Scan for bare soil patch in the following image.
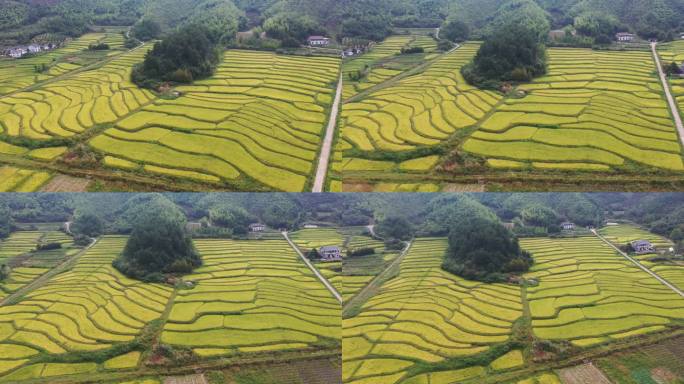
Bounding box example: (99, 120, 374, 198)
(39, 175, 90, 192)
(558, 363, 612, 384)
(164, 374, 207, 384)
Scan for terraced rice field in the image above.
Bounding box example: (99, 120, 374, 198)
(0, 32, 123, 95)
(598, 224, 684, 290)
(464, 49, 684, 172)
(659, 40, 684, 124)
(0, 231, 44, 262)
(342, 36, 414, 99)
(0, 166, 53, 192)
(521, 236, 684, 348)
(0, 46, 153, 140)
(0, 231, 75, 301)
(91, 50, 340, 191)
(0, 236, 172, 380)
(161, 239, 340, 356)
(342, 235, 399, 302)
(340, 43, 500, 183)
(289, 228, 344, 293)
(343, 238, 523, 384)
(598, 224, 673, 249)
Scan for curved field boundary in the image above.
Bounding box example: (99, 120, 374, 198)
(0, 46, 154, 140)
(521, 236, 684, 348)
(463, 48, 684, 172)
(0, 31, 126, 95)
(0, 236, 173, 380)
(161, 239, 341, 356)
(343, 238, 522, 384)
(90, 50, 341, 192)
(592, 229, 684, 298)
(0, 166, 53, 192)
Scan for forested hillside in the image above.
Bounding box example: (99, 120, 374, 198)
(0, 0, 144, 45)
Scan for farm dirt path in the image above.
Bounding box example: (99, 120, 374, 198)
(0, 237, 98, 306)
(652, 42, 684, 147)
(592, 229, 684, 298)
(312, 73, 344, 192)
(282, 231, 342, 303)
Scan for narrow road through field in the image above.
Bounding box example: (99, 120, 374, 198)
(282, 231, 342, 303)
(312, 73, 344, 192)
(0, 236, 98, 306)
(652, 42, 684, 147)
(592, 229, 684, 298)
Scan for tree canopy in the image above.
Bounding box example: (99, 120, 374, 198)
(71, 209, 104, 238)
(0, 202, 10, 240)
(462, 0, 549, 89)
(131, 23, 221, 88)
(441, 18, 470, 42)
(113, 197, 200, 282)
(376, 215, 414, 241)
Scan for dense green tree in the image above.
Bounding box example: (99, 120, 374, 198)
(71, 209, 104, 238)
(209, 205, 255, 234)
(131, 23, 220, 88)
(462, 0, 549, 88)
(441, 17, 470, 42)
(132, 19, 161, 41)
(376, 215, 414, 241)
(0, 202, 11, 240)
(113, 197, 200, 282)
(670, 227, 684, 242)
(263, 13, 322, 47)
(521, 204, 558, 227)
(573, 12, 619, 37)
(443, 216, 532, 282)
(261, 196, 301, 230)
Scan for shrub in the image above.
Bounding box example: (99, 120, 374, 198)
(349, 247, 375, 257)
(37, 242, 62, 251)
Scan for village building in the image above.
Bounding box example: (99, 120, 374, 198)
(248, 223, 266, 232)
(502, 222, 515, 230)
(631, 240, 655, 254)
(319, 246, 342, 262)
(561, 222, 576, 230)
(307, 36, 331, 47)
(616, 32, 636, 42)
(548, 29, 567, 40)
(303, 224, 319, 229)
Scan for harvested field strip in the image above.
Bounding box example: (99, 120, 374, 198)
(0, 47, 153, 140)
(343, 238, 522, 384)
(0, 166, 53, 192)
(0, 31, 123, 95)
(521, 236, 684, 347)
(161, 239, 341, 356)
(91, 50, 340, 191)
(464, 48, 684, 171)
(342, 235, 400, 302)
(0, 236, 173, 379)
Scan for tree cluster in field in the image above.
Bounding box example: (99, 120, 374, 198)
(348, 247, 376, 257)
(425, 195, 534, 282)
(461, 0, 550, 89)
(88, 43, 109, 50)
(131, 24, 221, 89)
(113, 196, 201, 283)
(36, 242, 62, 251)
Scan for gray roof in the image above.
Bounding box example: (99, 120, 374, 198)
(320, 246, 341, 252)
(631, 240, 653, 247)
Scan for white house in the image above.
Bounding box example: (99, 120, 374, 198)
(308, 36, 331, 47)
(304, 224, 319, 229)
(631, 240, 655, 254)
(616, 32, 636, 42)
(248, 223, 266, 232)
(561, 222, 576, 230)
(319, 246, 342, 262)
